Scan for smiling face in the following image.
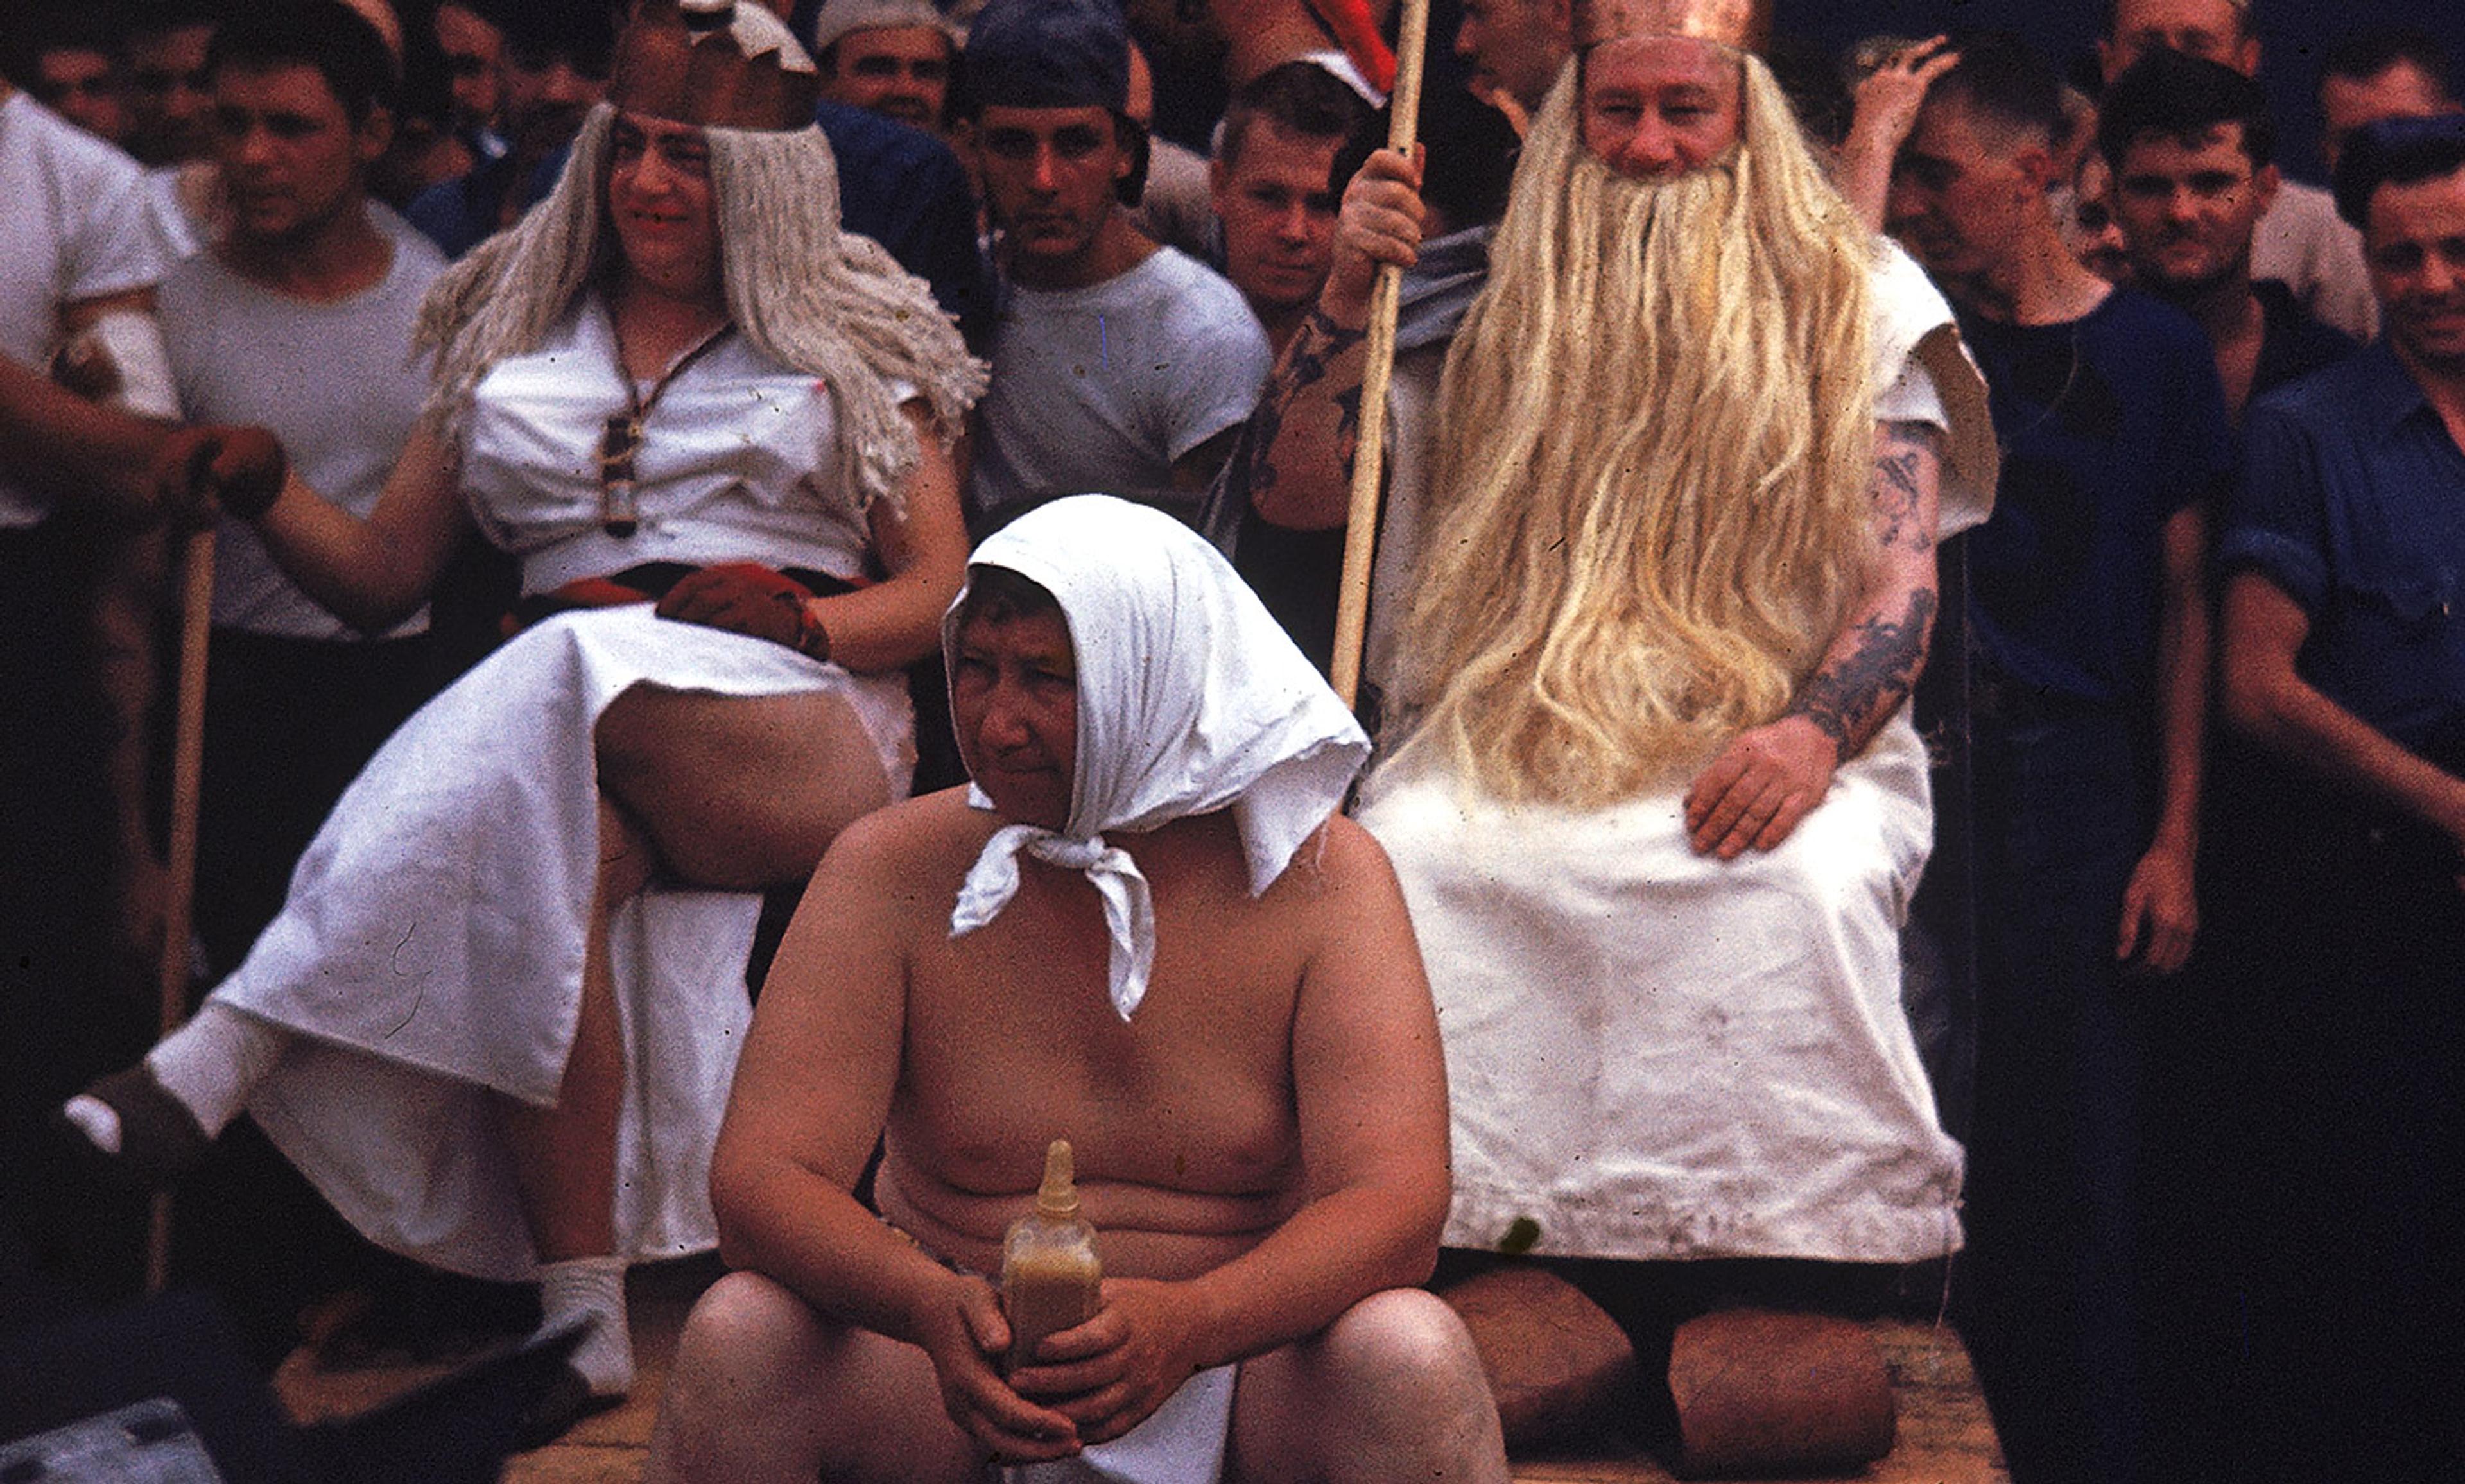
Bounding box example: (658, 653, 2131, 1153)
(605, 110, 720, 302)
(212, 60, 385, 250)
(2111, 123, 2274, 294)
(1577, 34, 1742, 180)
(822, 24, 954, 130)
(2365, 163, 2465, 375)
(951, 604, 1079, 831)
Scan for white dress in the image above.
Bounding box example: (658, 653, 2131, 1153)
(214, 297, 913, 1280)
(1358, 245, 1994, 1266)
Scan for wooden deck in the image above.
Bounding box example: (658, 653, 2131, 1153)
(273, 1262, 2007, 1483)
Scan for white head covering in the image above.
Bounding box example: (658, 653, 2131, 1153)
(946, 496, 1372, 1020)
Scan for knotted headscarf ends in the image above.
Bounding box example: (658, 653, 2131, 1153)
(945, 497, 1371, 1019)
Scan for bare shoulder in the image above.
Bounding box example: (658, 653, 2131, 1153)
(1260, 813, 1410, 914)
(818, 786, 1003, 892)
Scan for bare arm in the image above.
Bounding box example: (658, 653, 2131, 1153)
(1685, 420, 1944, 857)
(1021, 817, 1451, 1443)
(2115, 504, 2208, 972)
(0, 345, 173, 521)
(1834, 38, 1957, 234)
(2222, 571, 2465, 868)
(243, 422, 469, 632)
(791, 402, 969, 674)
(709, 808, 1084, 1463)
(1242, 147, 1423, 531)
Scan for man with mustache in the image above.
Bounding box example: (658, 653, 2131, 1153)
(1242, 0, 1999, 1463)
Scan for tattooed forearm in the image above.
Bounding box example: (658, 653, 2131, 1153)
(1873, 420, 1942, 551)
(1787, 587, 1939, 762)
(1241, 306, 1369, 505)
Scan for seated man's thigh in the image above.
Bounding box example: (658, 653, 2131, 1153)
(657, 1270, 985, 1484)
(596, 686, 894, 888)
(1226, 1288, 1501, 1481)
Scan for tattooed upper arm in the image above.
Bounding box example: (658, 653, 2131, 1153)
(1872, 418, 1944, 553)
(1242, 307, 1369, 526)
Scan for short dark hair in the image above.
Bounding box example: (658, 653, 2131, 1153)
(126, 0, 223, 44)
(1927, 31, 2064, 151)
(953, 565, 1066, 633)
(2333, 112, 2465, 228)
(2098, 49, 2275, 169)
(207, 0, 398, 123)
(2319, 28, 2456, 105)
(1218, 59, 1372, 176)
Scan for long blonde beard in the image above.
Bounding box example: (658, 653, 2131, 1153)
(1388, 57, 1879, 809)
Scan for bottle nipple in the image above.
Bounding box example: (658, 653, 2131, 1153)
(1035, 1138, 1079, 1218)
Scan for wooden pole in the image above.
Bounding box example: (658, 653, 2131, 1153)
(1327, 0, 1432, 709)
(146, 527, 214, 1293)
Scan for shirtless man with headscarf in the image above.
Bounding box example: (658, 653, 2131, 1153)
(645, 496, 1507, 1483)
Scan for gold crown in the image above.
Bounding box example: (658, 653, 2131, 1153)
(610, 0, 822, 132)
(1574, 0, 1770, 53)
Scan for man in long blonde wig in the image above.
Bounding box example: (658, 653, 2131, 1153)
(1254, 0, 2002, 1464)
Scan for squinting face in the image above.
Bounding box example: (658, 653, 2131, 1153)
(1578, 34, 1742, 180)
(2111, 124, 2272, 293)
(950, 607, 1078, 831)
(2101, 0, 2258, 82)
(607, 111, 720, 301)
(2364, 165, 2465, 372)
(822, 26, 953, 130)
(1213, 119, 1343, 316)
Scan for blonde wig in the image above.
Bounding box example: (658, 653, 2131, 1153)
(414, 103, 986, 517)
(1387, 54, 1880, 807)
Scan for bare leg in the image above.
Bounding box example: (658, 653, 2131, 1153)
(595, 686, 894, 890)
(1227, 1288, 1509, 1484)
(644, 1270, 985, 1484)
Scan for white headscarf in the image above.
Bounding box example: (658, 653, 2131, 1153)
(946, 496, 1372, 1019)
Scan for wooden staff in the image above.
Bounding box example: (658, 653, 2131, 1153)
(1328, 0, 1433, 709)
(147, 526, 215, 1293)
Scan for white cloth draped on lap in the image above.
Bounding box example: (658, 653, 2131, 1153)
(1003, 1363, 1237, 1484)
(1358, 712, 1964, 1264)
(946, 496, 1370, 1021)
(217, 606, 911, 1281)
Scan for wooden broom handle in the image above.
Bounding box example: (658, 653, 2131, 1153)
(148, 526, 214, 1293)
(1328, 0, 1432, 709)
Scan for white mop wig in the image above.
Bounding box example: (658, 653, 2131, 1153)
(413, 103, 985, 519)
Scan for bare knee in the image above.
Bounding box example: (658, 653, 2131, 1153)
(646, 1272, 836, 1483)
(1235, 1290, 1507, 1483)
(1317, 1288, 1492, 1398)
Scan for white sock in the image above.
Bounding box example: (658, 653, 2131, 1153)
(145, 1001, 289, 1139)
(538, 1255, 634, 1395)
(60, 1096, 122, 1153)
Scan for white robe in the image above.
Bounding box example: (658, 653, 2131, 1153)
(209, 298, 913, 1281)
(1356, 243, 1993, 1266)
(225, 609, 908, 1281)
